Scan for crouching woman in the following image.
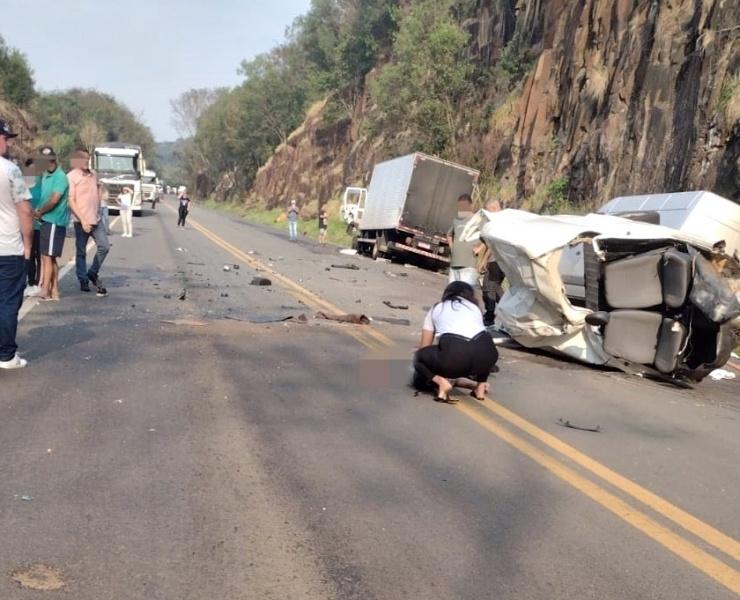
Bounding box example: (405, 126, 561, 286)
(414, 282, 499, 402)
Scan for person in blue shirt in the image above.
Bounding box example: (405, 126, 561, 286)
(33, 146, 69, 301)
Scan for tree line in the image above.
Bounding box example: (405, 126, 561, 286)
(176, 0, 520, 200)
(0, 35, 154, 167)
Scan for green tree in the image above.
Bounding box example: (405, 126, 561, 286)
(370, 0, 472, 155)
(0, 36, 35, 107)
(32, 89, 155, 163)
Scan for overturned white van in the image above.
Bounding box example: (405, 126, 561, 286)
(463, 197, 740, 383)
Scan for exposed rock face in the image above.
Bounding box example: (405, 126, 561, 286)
(0, 99, 37, 156)
(250, 0, 739, 210)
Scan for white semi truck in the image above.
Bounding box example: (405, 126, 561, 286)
(141, 169, 159, 209)
(343, 153, 480, 263)
(92, 142, 146, 216)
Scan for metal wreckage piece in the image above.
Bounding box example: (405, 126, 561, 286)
(461, 204, 740, 383)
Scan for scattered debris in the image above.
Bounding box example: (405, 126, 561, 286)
(330, 263, 360, 270)
(187, 261, 206, 266)
(20, 495, 33, 501)
(384, 271, 408, 279)
(176, 247, 186, 252)
(10, 564, 65, 591)
(708, 368, 736, 381)
(163, 294, 172, 299)
(178, 289, 187, 301)
(223, 265, 231, 271)
(225, 314, 309, 324)
(114, 398, 124, 404)
(372, 316, 411, 326)
(557, 418, 601, 433)
(316, 312, 370, 325)
(383, 300, 409, 310)
(233, 264, 240, 270)
(161, 319, 209, 327)
(220, 292, 229, 297)
(339, 249, 358, 255)
(250, 277, 272, 286)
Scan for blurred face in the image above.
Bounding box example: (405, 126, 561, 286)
(457, 198, 473, 213)
(70, 150, 90, 170)
(0, 135, 10, 158)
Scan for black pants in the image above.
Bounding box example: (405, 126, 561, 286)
(26, 229, 41, 286)
(482, 261, 505, 326)
(414, 332, 499, 390)
(177, 207, 188, 227)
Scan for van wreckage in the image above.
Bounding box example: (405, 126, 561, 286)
(461, 199, 740, 383)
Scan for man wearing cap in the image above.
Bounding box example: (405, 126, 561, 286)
(0, 120, 33, 369)
(67, 148, 109, 296)
(34, 146, 69, 301)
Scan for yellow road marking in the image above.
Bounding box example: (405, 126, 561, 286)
(456, 402, 740, 595)
(478, 397, 740, 563)
(166, 202, 393, 350)
(175, 199, 740, 592)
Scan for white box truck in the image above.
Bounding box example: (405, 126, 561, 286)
(344, 153, 480, 263)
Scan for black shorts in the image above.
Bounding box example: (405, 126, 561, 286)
(40, 221, 66, 258)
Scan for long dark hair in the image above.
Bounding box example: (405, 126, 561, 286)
(438, 281, 478, 308)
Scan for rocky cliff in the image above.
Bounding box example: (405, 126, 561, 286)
(250, 0, 739, 211)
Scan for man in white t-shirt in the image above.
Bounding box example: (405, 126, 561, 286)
(0, 120, 33, 369)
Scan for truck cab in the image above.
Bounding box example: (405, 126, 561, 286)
(92, 143, 145, 216)
(142, 169, 159, 209)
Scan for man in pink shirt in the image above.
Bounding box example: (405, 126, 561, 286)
(67, 148, 109, 296)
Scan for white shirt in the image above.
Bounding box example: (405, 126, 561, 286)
(119, 192, 132, 209)
(0, 156, 31, 256)
(423, 298, 485, 339)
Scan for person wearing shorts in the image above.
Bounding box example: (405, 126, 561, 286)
(318, 208, 328, 246)
(34, 146, 69, 301)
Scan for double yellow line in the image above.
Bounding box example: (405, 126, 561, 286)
(175, 204, 740, 594)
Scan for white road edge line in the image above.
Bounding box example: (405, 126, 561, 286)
(19, 216, 121, 321)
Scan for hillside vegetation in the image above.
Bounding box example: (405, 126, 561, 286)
(182, 0, 739, 215)
(0, 35, 154, 166)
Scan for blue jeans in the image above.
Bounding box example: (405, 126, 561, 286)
(75, 222, 110, 284)
(288, 220, 298, 240)
(0, 255, 26, 361)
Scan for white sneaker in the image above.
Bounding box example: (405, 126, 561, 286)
(0, 354, 27, 369)
(24, 285, 41, 297)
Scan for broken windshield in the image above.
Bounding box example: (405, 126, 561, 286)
(95, 153, 137, 174)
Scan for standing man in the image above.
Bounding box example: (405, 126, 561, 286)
(35, 147, 69, 301)
(447, 193, 479, 288)
(287, 200, 299, 241)
(477, 200, 506, 326)
(67, 148, 109, 296)
(0, 120, 33, 369)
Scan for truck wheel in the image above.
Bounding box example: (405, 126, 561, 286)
(372, 232, 387, 260)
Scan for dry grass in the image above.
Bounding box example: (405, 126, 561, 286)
(585, 64, 609, 106)
(723, 74, 740, 126)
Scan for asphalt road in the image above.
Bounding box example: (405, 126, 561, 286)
(2, 197, 739, 599)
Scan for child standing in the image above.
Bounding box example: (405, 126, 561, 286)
(118, 187, 133, 237)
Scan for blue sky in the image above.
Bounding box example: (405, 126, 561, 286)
(2, 0, 312, 141)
